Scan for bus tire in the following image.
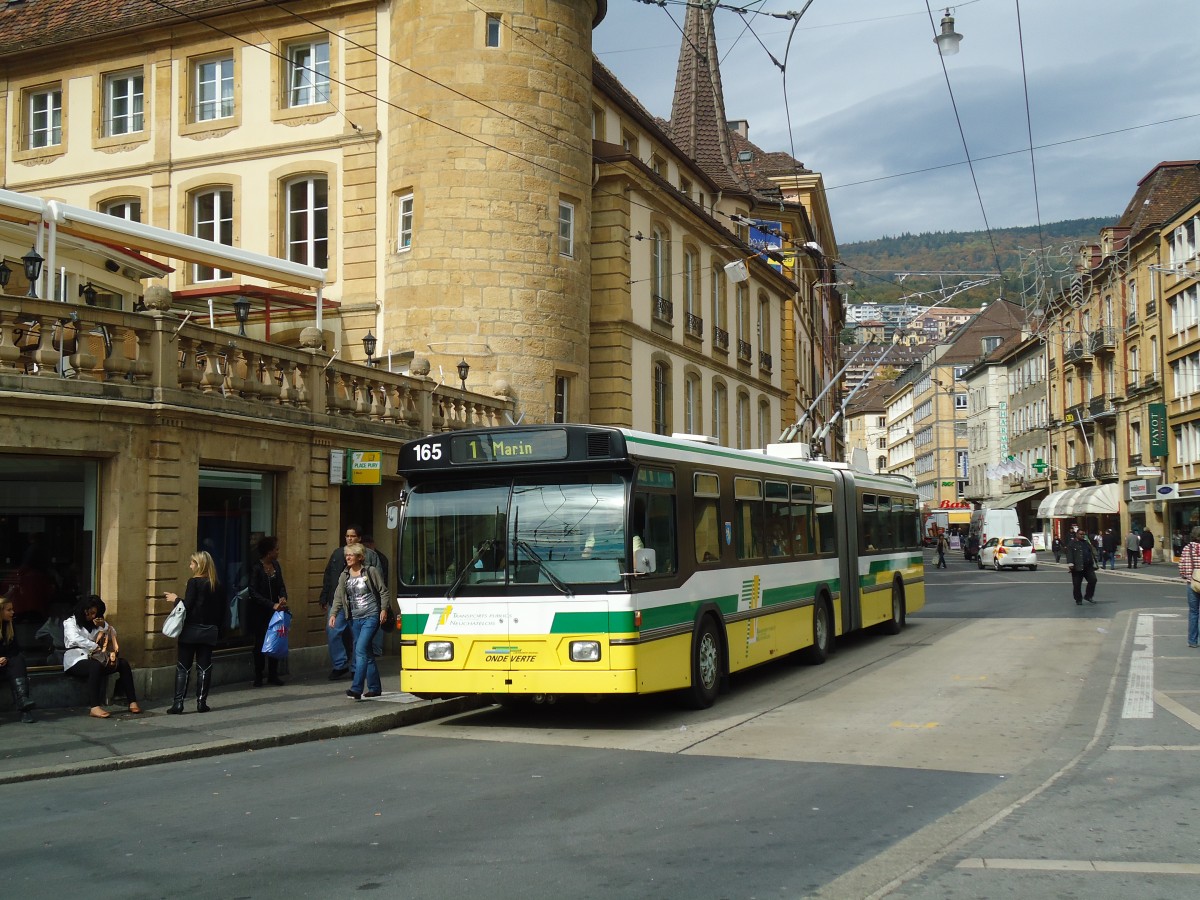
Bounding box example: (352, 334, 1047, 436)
(800, 599, 831, 665)
(685, 616, 722, 709)
(882, 580, 905, 635)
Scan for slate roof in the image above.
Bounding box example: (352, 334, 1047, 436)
(936, 299, 1028, 366)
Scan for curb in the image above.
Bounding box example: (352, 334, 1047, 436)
(0, 694, 484, 786)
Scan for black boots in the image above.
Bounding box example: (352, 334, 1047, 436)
(196, 664, 212, 713)
(168, 663, 189, 714)
(9, 676, 35, 724)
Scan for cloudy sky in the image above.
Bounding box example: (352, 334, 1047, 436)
(593, 0, 1200, 244)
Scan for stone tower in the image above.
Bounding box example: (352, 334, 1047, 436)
(386, 1, 604, 423)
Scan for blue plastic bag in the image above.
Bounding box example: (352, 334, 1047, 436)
(262, 609, 291, 659)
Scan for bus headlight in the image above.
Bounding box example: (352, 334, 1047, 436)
(569, 640, 601, 662)
(425, 641, 454, 661)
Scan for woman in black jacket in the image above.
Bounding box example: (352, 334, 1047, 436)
(164, 550, 225, 714)
(246, 535, 288, 687)
(0, 595, 36, 724)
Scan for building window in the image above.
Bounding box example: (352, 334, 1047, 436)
(712, 382, 727, 444)
(954, 393, 968, 410)
(758, 293, 771, 354)
(685, 373, 701, 433)
(651, 225, 670, 301)
(736, 283, 749, 345)
(621, 129, 638, 156)
(287, 40, 330, 107)
(101, 199, 142, 223)
(736, 393, 751, 449)
(558, 200, 575, 258)
(591, 105, 605, 140)
(192, 188, 234, 281)
(193, 57, 234, 122)
(651, 155, 666, 178)
(397, 193, 414, 251)
(553, 375, 569, 423)
(758, 399, 771, 449)
(104, 71, 144, 136)
(285, 176, 328, 268)
(653, 362, 670, 435)
(486, 14, 502, 47)
(682, 248, 698, 318)
(198, 468, 275, 638)
(27, 87, 62, 148)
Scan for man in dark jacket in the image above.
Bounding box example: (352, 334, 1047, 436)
(1066, 524, 1097, 605)
(1101, 528, 1119, 570)
(1140, 528, 1155, 565)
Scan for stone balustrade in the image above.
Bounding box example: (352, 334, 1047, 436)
(0, 296, 513, 435)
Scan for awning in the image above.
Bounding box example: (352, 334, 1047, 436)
(988, 488, 1044, 510)
(1036, 484, 1120, 518)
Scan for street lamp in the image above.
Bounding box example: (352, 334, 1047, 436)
(232, 296, 251, 336)
(934, 9, 963, 56)
(0, 260, 11, 291)
(22, 246, 44, 299)
(456, 358, 470, 391)
(79, 282, 98, 306)
(362, 330, 377, 366)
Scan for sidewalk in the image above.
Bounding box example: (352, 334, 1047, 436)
(0, 656, 479, 785)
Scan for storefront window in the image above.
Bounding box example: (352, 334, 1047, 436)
(198, 469, 275, 638)
(0, 456, 99, 665)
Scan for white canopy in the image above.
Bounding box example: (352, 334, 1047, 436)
(1036, 484, 1120, 518)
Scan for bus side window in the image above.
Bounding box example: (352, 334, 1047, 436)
(693, 472, 721, 564)
(765, 480, 790, 558)
(815, 487, 837, 555)
(877, 496, 893, 551)
(861, 494, 877, 552)
(791, 483, 813, 555)
(734, 477, 763, 560)
(640, 492, 677, 574)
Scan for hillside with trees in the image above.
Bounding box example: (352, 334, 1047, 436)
(836, 217, 1115, 309)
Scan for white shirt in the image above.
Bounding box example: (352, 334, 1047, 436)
(62, 616, 101, 671)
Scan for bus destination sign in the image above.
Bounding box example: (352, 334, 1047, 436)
(450, 429, 569, 464)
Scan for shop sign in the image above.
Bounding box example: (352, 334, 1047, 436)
(1148, 403, 1168, 457)
(1136, 467, 1162, 477)
(329, 449, 345, 485)
(346, 449, 383, 486)
(1128, 478, 1150, 499)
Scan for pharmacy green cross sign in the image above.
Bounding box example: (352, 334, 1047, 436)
(1032, 458, 1048, 474)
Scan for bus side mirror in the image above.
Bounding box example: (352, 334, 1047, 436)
(634, 548, 656, 574)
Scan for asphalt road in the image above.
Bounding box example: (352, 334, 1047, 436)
(6, 552, 1197, 900)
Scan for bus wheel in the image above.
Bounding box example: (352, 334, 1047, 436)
(685, 617, 722, 709)
(800, 599, 831, 665)
(883, 581, 905, 635)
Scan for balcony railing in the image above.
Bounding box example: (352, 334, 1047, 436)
(1093, 457, 1118, 480)
(1146, 299, 1157, 318)
(652, 295, 673, 324)
(1088, 394, 1116, 418)
(0, 296, 511, 434)
(1126, 369, 1140, 393)
(1128, 453, 1142, 468)
(1089, 326, 1118, 353)
(1126, 311, 1138, 328)
(737, 339, 752, 362)
(713, 326, 729, 351)
(1064, 339, 1092, 364)
(1067, 463, 1093, 482)
(684, 312, 704, 339)
(758, 350, 772, 372)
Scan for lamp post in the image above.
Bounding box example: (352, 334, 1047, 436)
(456, 358, 470, 391)
(22, 246, 44, 299)
(0, 260, 11, 292)
(362, 330, 377, 366)
(79, 282, 98, 306)
(232, 296, 251, 336)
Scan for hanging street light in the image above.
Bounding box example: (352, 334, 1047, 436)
(935, 9, 963, 56)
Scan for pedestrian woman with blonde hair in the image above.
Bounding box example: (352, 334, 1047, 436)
(164, 550, 225, 713)
(329, 542, 391, 700)
(0, 594, 36, 723)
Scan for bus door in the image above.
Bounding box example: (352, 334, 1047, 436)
(835, 472, 863, 632)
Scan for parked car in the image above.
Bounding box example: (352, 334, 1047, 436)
(978, 536, 1038, 571)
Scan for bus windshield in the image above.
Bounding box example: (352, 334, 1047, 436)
(400, 473, 629, 589)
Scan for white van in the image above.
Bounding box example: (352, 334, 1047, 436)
(965, 507, 1020, 560)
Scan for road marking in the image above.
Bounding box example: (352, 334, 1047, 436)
(1154, 690, 1200, 731)
(957, 858, 1200, 875)
(1110, 745, 1200, 751)
(1121, 614, 1158, 718)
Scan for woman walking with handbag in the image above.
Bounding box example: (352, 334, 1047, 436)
(329, 542, 391, 700)
(164, 551, 225, 713)
(1177, 527, 1200, 649)
(247, 536, 288, 687)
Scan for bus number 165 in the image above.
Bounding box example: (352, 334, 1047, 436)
(415, 443, 442, 461)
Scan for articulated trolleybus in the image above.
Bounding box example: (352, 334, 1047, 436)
(395, 425, 924, 709)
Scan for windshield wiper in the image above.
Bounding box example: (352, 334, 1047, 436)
(513, 539, 574, 598)
(445, 539, 495, 599)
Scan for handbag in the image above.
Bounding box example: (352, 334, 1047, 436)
(380, 604, 396, 633)
(1188, 544, 1200, 592)
(261, 609, 292, 659)
(180, 622, 219, 645)
(162, 599, 187, 639)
